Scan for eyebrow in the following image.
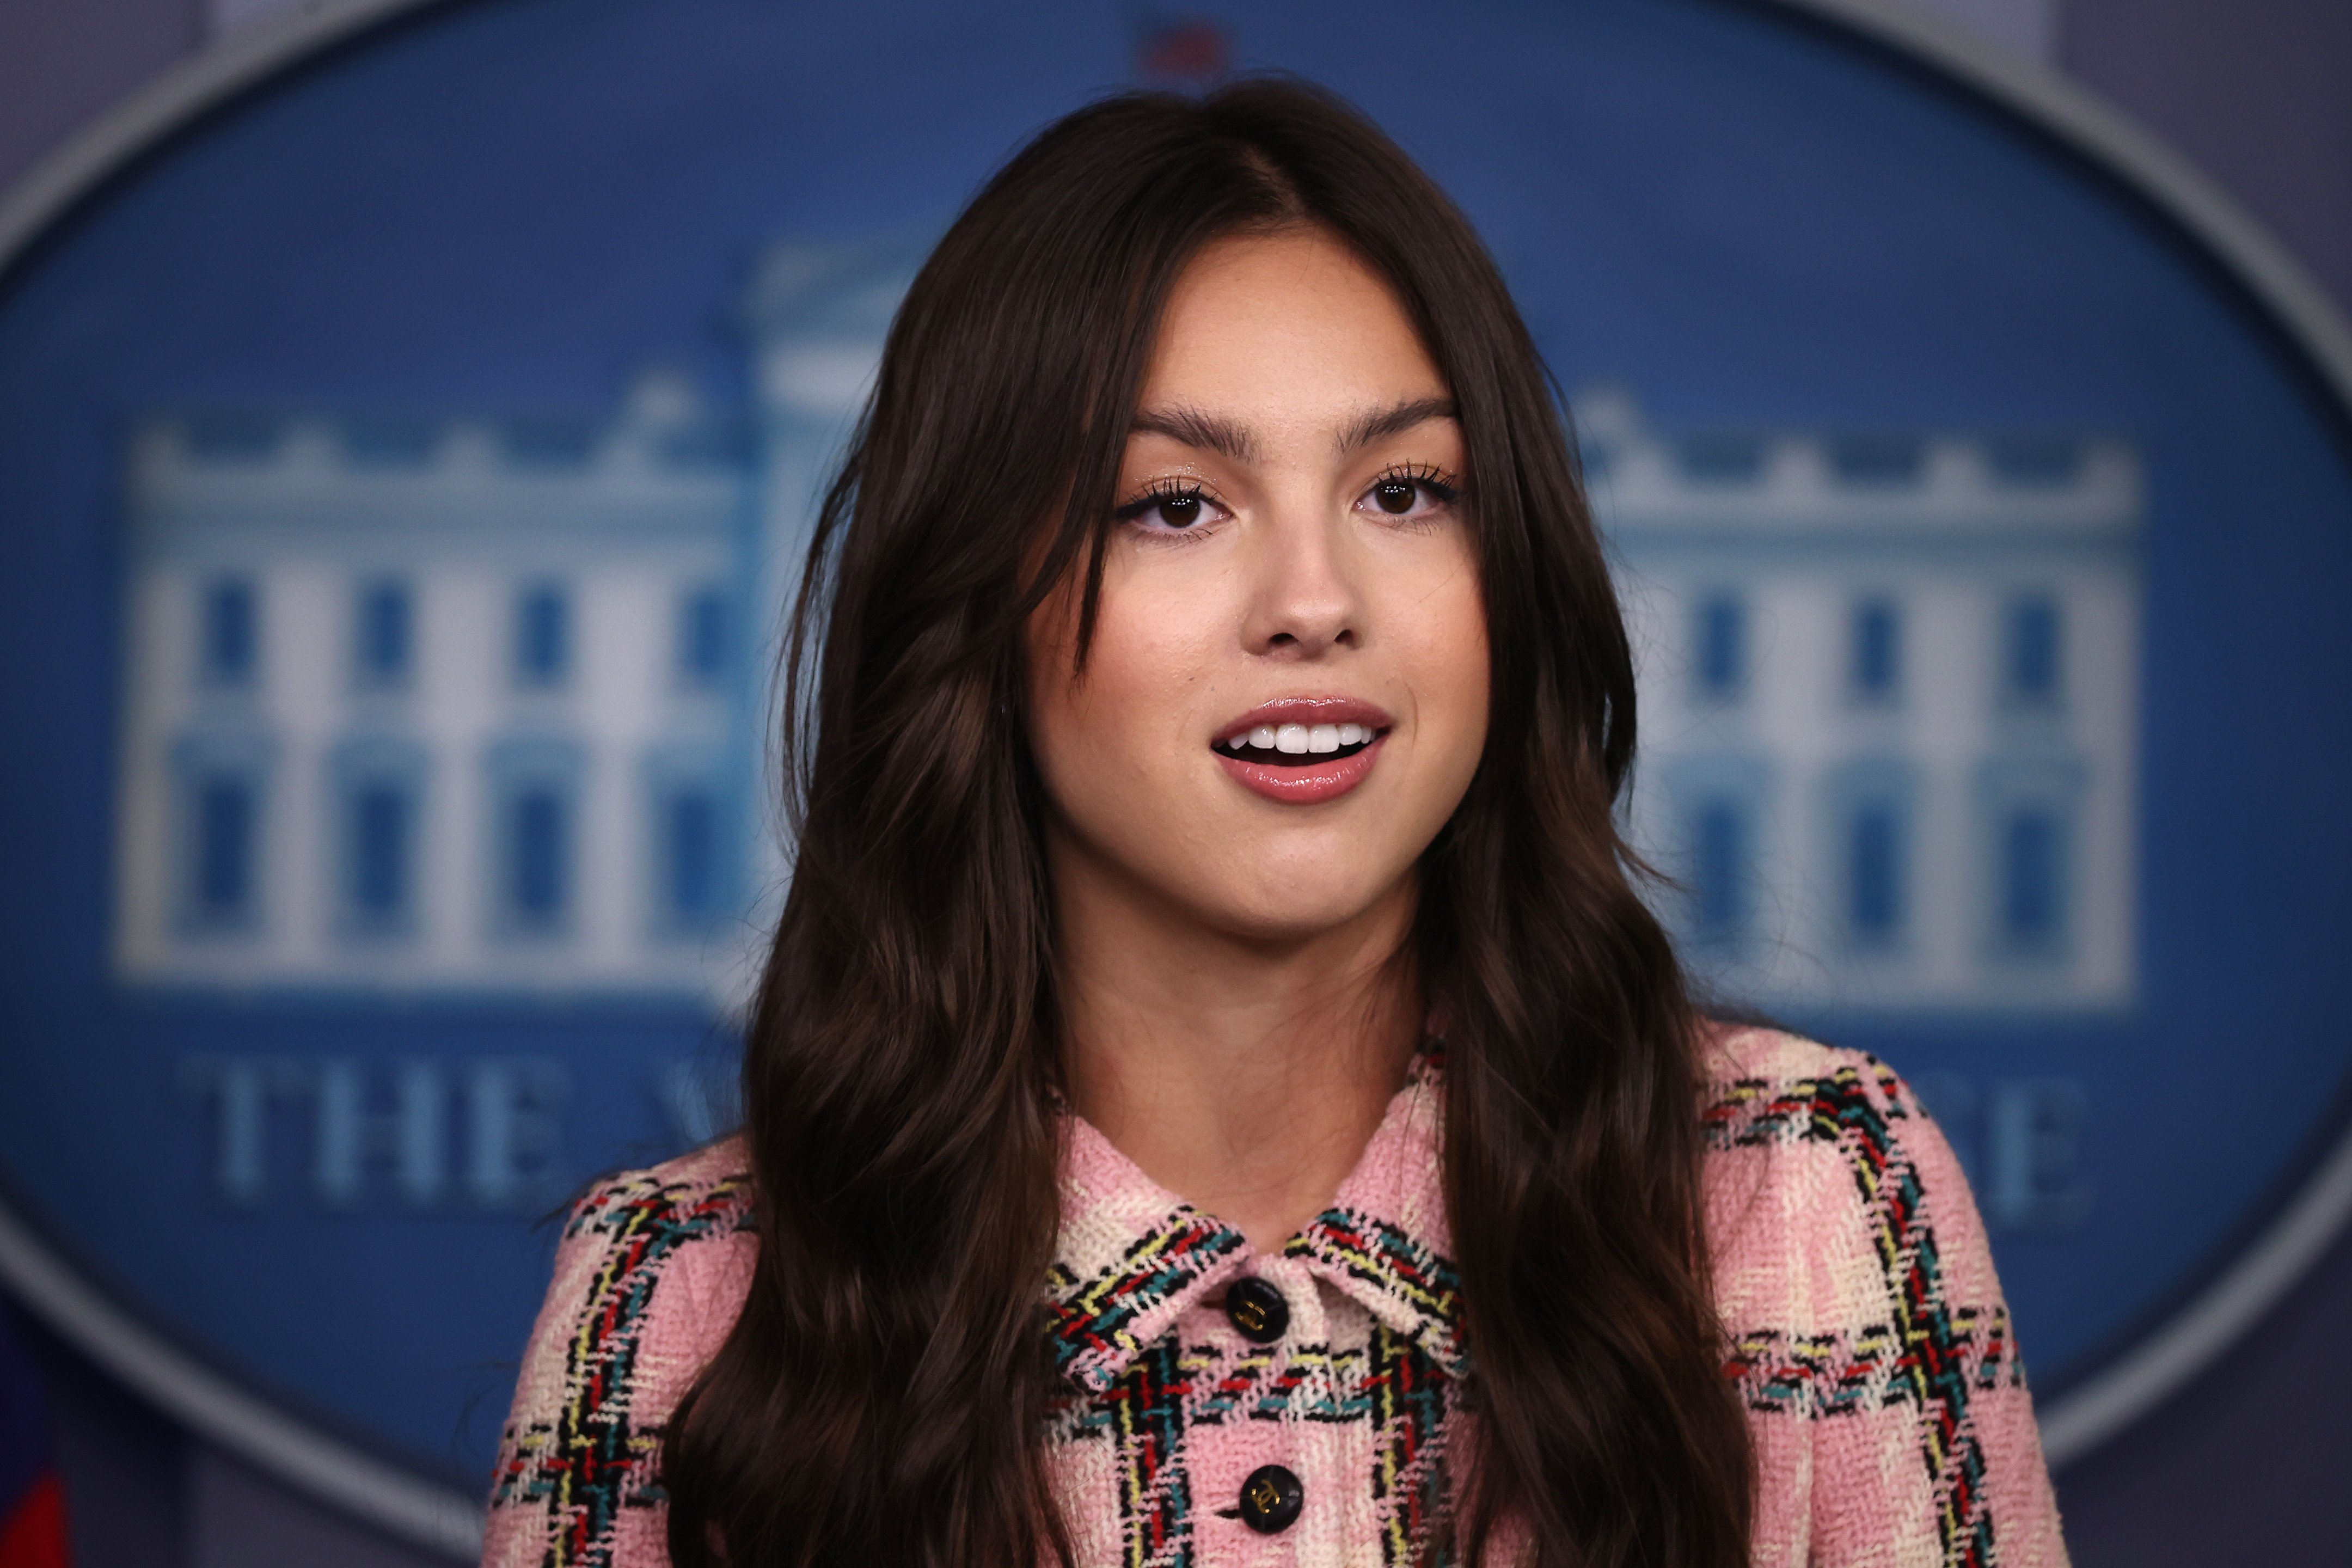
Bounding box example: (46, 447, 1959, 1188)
(1336, 396, 1457, 454)
(1127, 396, 1459, 463)
(1129, 405, 1257, 463)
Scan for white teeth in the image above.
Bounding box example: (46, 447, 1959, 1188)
(1223, 720, 1374, 754)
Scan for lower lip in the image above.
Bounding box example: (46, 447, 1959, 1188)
(1214, 733, 1387, 805)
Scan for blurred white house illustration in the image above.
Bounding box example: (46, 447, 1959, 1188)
(112, 236, 2139, 1013)
(1587, 390, 2140, 1012)
(112, 371, 760, 996)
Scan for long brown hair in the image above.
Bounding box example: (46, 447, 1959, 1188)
(661, 79, 1752, 1568)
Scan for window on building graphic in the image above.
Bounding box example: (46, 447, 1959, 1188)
(1675, 432, 1763, 483)
(1850, 598, 1901, 703)
(679, 586, 726, 688)
(507, 786, 568, 928)
(354, 579, 413, 687)
(193, 775, 257, 923)
(183, 411, 277, 461)
(514, 584, 569, 688)
(1986, 434, 2082, 487)
(2001, 595, 2062, 707)
(1694, 593, 1746, 700)
(644, 746, 731, 937)
(1689, 799, 1750, 947)
(1999, 806, 2065, 948)
(500, 414, 598, 465)
(333, 739, 425, 935)
(1826, 759, 1914, 954)
(1830, 434, 1922, 485)
(350, 783, 413, 922)
(340, 414, 438, 467)
(173, 737, 270, 934)
(1847, 800, 1904, 946)
(201, 579, 258, 687)
(1667, 755, 1772, 961)
(1975, 755, 2081, 962)
(487, 740, 581, 938)
(663, 787, 720, 924)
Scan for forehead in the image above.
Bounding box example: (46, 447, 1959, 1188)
(1140, 229, 1447, 422)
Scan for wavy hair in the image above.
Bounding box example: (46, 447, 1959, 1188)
(661, 79, 1752, 1568)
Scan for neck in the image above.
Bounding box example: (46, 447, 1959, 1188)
(1052, 836, 1423, 1253)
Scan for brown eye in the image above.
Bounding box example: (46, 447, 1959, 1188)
(1375, 479, 1417, 514)
(1116, 483, 1228, 537)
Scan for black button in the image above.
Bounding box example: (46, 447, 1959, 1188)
(1224, 1276, 1290, 1344)
(1238, 1464, 1303, 1534)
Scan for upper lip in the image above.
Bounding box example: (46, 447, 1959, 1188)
(1214, 696, 1395, 745)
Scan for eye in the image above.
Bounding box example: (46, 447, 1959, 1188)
(1116, 481, 1230, 537)
(1356, 466, 1460, 525)
(1149, 493, 1206, 529)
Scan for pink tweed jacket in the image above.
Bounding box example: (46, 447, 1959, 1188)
(483, 1029, 2067, 1566)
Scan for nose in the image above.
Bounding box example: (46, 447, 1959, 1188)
(1241, 510, 1360, 659)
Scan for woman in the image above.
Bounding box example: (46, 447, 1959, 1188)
(485, 81, 2066, 1568)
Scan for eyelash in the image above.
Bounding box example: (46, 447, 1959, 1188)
(1112, 464, 1463, 541)
(1370, 463, 1462, 518)
(1114, 480, 1217, 525)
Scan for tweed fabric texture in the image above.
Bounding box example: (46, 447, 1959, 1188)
(483, 1030, 2067, 1567)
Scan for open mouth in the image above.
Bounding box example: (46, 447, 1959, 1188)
(1212, 721, 1386, 767)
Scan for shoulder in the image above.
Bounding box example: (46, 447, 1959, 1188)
(1694, 1021, 1983, 1309)
(562, 1139, 757, 1270)
(1697, 1025, 1951, 1217)
(482, 1140, 757, 1568)
(549, 1140, 759, 1352)
(1696, 1026, 2067, 1567)
(1698, 1021, 1907, 1110)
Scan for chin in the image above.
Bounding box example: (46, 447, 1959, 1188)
(1195, 874, 1407, 946)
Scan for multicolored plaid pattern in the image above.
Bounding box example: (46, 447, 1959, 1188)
(484, 1033, 2068, 1567)
(482, 1145, 756, 1568)
(1707, 1035, 2067, 1567)
(1049, 1212, 1251, 1392)
(1711, 1061, 2017, 1562)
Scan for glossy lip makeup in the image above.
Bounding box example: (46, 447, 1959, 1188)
(1211, 696, 1395, 805)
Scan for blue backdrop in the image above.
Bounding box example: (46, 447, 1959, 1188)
(0, 0, 2347, 1488)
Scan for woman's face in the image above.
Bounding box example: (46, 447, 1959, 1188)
(1026, 227, 1490, 942)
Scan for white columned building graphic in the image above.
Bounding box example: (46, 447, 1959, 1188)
(1586, 389, 2141, 1012)
(111, 241, 2141, 1020)
(113, 374, 759, 997)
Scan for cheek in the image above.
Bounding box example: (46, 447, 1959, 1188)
(1025, 571, 1221, 806)
(1401, 560, 1492, 760)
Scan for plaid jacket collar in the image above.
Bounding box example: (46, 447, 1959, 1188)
(1044, 1052, 1461, 1395)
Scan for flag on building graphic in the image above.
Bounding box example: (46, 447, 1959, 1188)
(0, 1308, 68, 1568)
